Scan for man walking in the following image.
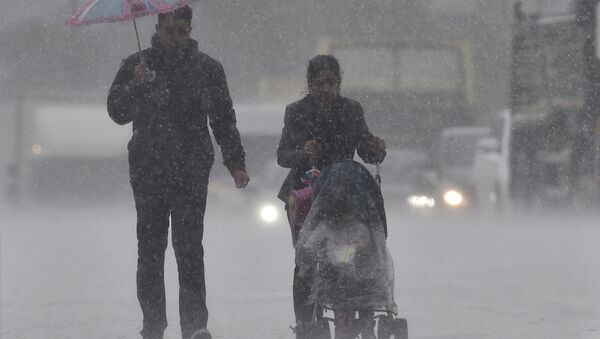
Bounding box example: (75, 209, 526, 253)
(107, 6, 249, 339)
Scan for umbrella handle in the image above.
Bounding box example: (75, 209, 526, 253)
(131, 19, 156, 82)
(133, 19, 142, 56)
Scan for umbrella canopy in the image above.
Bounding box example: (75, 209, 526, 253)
(66, 0, 192, 56)
(66, 0, 191, 26)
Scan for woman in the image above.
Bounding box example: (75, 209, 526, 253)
(277, 55, 386, 338)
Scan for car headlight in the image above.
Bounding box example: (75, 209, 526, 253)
(443, 190, 464, 207)
(32, 144, 43, 155)
(407, 195, 436, 208)
(259, 204, 279, 224)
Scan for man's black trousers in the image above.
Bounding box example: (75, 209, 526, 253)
(132, 174, 209, 339)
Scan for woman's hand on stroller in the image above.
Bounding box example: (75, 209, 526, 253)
(369, 136, 386, 163)
(370, 136, 386, 153)
(303, 140, 321, 160)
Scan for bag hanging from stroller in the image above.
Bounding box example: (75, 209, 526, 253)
(288, 168, 321, 246)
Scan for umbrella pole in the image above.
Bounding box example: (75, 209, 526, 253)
(132, 19, 143, 57)
(132, 17, 155, 83)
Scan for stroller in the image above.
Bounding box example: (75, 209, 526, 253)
(291, 160, 408, 339)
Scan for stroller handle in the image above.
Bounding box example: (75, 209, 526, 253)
(375, 163, 381, 186)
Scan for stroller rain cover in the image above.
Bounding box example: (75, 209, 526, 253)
(295, 160, 397, 313)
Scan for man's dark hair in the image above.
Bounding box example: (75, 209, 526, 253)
(158, 5, 193, 25)
(307, 55, 342, 86)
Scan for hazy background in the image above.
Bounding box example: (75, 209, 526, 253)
(0, 0, 517, 202)
(0, 0, 514, 102)
(2, 2, 600, 339)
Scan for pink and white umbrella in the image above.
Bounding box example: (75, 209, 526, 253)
(67, 0, 191, 53)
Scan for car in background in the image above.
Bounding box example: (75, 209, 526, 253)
(379, 148, 438, 213)
(382, 126, 491, 214)
(6, 99, 131, 204)
(437, 126, 491, 211)
(473, 109, 512, 214)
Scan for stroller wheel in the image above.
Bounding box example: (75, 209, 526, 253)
(377, 317, 408, 339)
(295, 319, 331, 339)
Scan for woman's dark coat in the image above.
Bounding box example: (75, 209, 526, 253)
(277, 94, 385, 201)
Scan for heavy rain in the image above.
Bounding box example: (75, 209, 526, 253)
(1, 0, 599, 338)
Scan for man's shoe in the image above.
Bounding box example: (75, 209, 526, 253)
(190, 329, 212, 339)
(140, 330, 164, 339)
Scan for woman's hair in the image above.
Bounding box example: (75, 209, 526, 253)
(306, 55, 342, 87)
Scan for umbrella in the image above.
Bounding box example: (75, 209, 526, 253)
(66, 0, 191, 54)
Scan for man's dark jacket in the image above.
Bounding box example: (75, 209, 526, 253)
(277, 94, 385, 202)
(107, 36, 245, 185)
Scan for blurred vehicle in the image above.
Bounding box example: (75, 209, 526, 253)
(208, 102, 287, 226)
(382, 126, 490, 214)
(473, 109, 512, 214)
(437, 126, 491, 211)
(380, 148, 437, 212)
(6, 98, 131, 204)
(509, 0, 600, 207)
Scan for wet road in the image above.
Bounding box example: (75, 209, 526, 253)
(1, 197, 599, 339)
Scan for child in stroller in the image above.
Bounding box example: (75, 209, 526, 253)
(293, 160, 407, 339)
